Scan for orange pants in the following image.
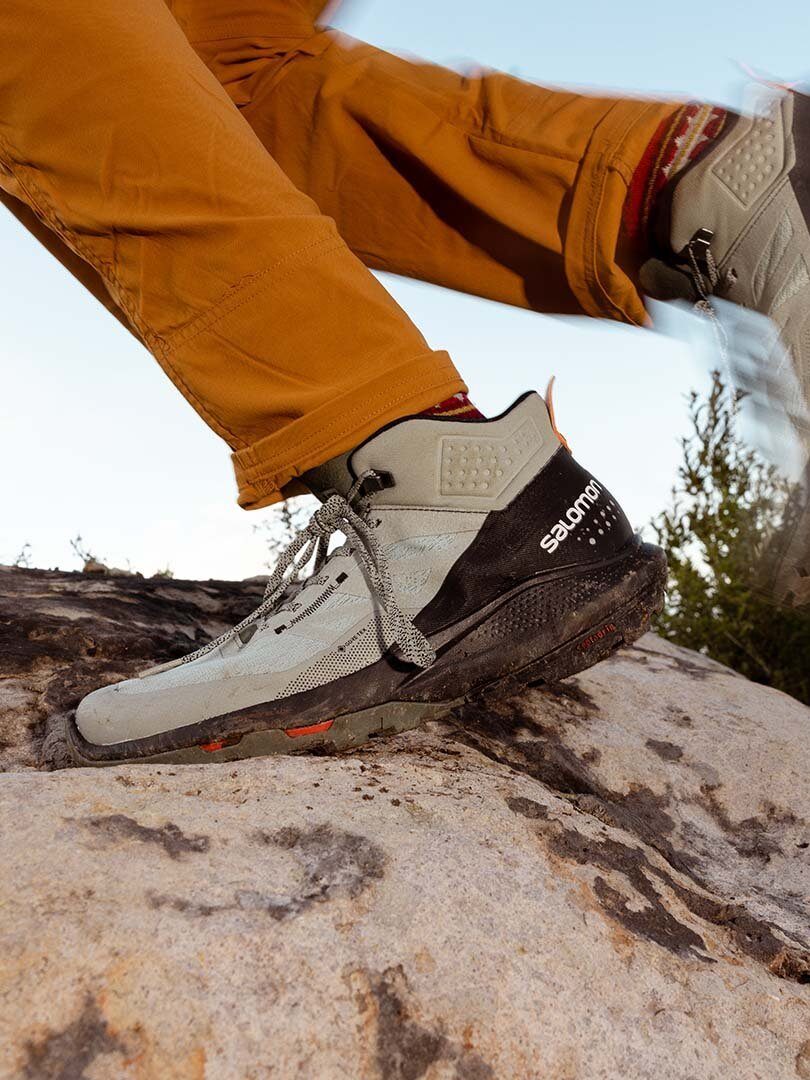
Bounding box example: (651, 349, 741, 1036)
(0, 0, 677, 508)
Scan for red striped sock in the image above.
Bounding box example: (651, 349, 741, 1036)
(421, 392, 484, 420)
(623, 102, 729, 246)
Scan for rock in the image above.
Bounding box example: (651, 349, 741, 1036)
(81, 557, 112, 575)
(0, 566, 265, 773)
(0, 565, 808, 1078)
(80, 558, 139, 576)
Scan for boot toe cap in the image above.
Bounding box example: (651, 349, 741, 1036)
(75, 682, 134, 746)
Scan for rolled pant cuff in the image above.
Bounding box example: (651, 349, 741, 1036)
(232, 349, 465, 509)
(564, 97, 681, 326)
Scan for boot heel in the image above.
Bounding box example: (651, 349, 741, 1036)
(478, 545, 667, 700)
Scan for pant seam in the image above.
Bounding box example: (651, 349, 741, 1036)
(0, 132, 246, 444)
(582, 158, 642, 323)
(310, 34, 583, 164)
(468, 128, 585, 163)
(565, 100, 677, 322)
(183, 23, 317, 44)
(165, 234, 346, 354)
(0, 136, 139, 337)
(502, 92, 553, 141)
(587, 102, 673, 322)
(583, 153, 629, 322)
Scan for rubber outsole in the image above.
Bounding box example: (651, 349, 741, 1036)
(66, 542, 667, 767)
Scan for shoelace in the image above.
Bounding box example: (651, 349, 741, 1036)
(684, 228, 732, 366)
(682, 229, 810, 609)
(176, 470, 436, 671)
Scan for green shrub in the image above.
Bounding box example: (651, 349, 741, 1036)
(653, 370, 810, 705)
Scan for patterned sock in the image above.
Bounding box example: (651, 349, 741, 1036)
(420, 392, 484, 420)
(623, 102, 729, 247)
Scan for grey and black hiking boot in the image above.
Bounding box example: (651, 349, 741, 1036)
(69, 391, 667, 766)
(642, 85, 810, 607)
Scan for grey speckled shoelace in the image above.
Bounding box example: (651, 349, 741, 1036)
(145, 470, 436, 677)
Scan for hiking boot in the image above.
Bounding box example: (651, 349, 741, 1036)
(641, 85, 810, 607)
(69, 391, 667, 766)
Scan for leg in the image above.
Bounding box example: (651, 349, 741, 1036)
(4, 2, 668, 761)
(184, 16, 678, 326)
(187, 12, 810, 610)
(0, 0, 464, 510)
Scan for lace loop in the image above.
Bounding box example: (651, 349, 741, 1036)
(177, 471, 436, 670)
(685, 230, 730, 366)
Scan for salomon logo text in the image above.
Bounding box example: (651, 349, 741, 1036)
(540, 480, 603, 554)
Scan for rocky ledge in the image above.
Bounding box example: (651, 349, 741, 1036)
(0, 565, 808, 1079)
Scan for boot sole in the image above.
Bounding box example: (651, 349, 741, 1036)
(66, 541, 667, 767)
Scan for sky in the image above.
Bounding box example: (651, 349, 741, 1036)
(1, 0, 807, 580)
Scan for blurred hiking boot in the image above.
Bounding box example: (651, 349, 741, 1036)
(643, 85, 810, 608)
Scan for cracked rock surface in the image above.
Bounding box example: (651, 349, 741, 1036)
(1, 565, 809, 1079)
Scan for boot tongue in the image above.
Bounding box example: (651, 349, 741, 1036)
(301, 451, 354, 501)
(303, 452, 397, 503)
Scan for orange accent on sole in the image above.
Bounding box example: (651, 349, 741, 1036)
(285, 719, 335, 739)
(200, 735, 243, 753)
